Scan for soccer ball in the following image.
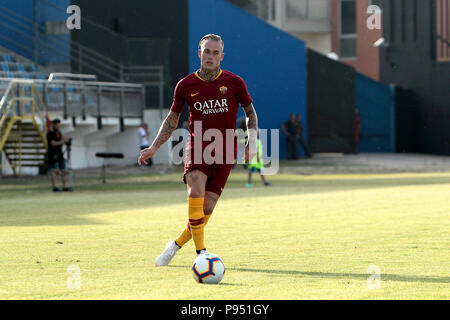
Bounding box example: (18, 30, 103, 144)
(191, 253, 225, 284)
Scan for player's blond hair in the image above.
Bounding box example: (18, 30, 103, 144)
(199, 34, 224, 51)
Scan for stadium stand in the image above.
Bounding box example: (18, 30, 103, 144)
(0, 50, 49, 82)
(0, 1, 164, 176)
(0, 46, 145, 176)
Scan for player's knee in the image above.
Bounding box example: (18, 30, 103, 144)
(188, 188, 205, 198)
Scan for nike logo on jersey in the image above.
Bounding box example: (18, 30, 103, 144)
(191, 92, 200, 97)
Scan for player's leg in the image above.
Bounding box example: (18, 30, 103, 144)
(246, 167, 253, 187)
(185, 170, 208, 254)
(175, 191, 219, 247)
(203, 191, 219, 222)
(178, 164, 232, 251)
(49, 161, 60, 191)
(299, 137, 311, 158)
(60, 160, 68, 190)
(155, 169, 209, 266)
(259, 171, 270, 186)
(50, 169, 59, 191)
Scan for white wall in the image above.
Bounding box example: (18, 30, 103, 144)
(61, 116, 142, 169)
(1, 154, 38, 176)
(106, 124, 141, 166)
(61, 117, 141, 169)
(291, 32, 331, 54)
(1, 115, 148, 175)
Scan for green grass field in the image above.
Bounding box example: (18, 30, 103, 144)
(0, 167, 449, 299)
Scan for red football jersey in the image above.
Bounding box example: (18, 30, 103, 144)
(170, 69, 253, 164)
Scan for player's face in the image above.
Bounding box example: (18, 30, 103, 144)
(198, 40, 224, 71)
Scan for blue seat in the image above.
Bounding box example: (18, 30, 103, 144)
(16, 63, 26, 72)
(1, 62, 10, 72)
(25, 64, 37, 73)
(2, 54, 13, 63)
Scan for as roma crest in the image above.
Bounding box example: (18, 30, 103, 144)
(219, 86, 228, 95)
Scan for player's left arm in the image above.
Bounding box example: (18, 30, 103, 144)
(243, 103, 258, 160)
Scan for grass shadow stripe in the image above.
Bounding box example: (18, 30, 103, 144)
(229, 268, 450, 284)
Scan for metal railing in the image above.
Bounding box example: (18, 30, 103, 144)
(0, 79, 48, 151)
(0, 2, 166, 111)
(0, 76, 145, 119)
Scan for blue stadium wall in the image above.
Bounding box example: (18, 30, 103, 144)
(37, 0, 70, 64)
(188, 0, 307, 159)
(356, 72, 395, 153)
(0, 0, 70, 64)
(0, 0, 34, 59)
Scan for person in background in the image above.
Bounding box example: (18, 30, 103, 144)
(236, 116, 247, 168)
(281, 113, 299, 160)
(295, 114, 311, 158)
(47, 119, 71, 192)
(246, 131, 270, 187)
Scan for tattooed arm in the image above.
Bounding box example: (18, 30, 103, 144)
(243, 103, 258, 161)
(138, 111, 180, 165)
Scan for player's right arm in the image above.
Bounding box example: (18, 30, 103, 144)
(138, 110, 180, 165)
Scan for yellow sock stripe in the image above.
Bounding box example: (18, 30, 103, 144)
(188, 197, 204, 208)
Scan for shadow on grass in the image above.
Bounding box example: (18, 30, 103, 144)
(216, 282, 248, 286)
(167, 265, 247, 286)
(1, 173, 449, 227)
(165, 265, 449, 284)
(230, 267, 450, 284)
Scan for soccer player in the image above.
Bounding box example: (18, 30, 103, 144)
(138, 34, 258, 266)
(246, 133, 270, 187)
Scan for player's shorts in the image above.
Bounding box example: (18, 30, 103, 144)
(49, 158, 67, 172)
(183, 163, 233, 197)
(248, 167, 261, 174)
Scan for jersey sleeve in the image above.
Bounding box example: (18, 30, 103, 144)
(170, 79, 185, 113)
(235, 76, 253, 108)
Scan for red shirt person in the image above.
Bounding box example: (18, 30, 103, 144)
(138, 34, 258, 265)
